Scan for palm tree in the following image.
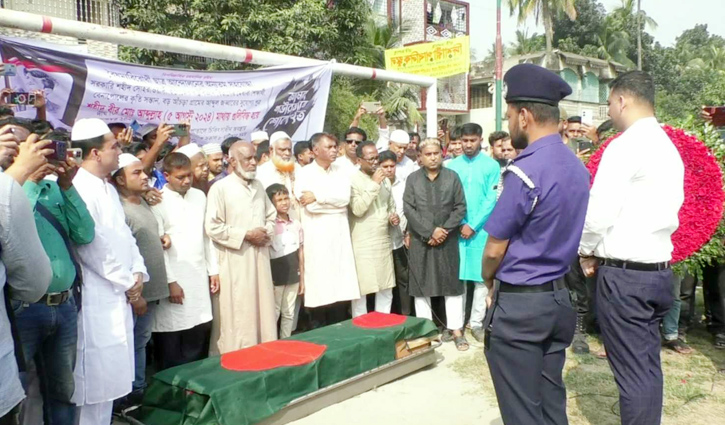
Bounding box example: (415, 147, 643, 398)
(508, 29, 544, 55)
(687, 45, 725, 71)
(595, 26, 634, 67)
(507, 0, 577, 68)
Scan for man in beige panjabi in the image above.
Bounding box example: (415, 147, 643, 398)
(205, 141, 277, 354)
(349, 141, 397, 317)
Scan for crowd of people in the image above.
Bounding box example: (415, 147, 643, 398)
(0, 64, 717, 425)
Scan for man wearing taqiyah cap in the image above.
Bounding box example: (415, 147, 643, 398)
(202, 143, 224, 181)
(256, 131, 302, 219)
(111, 153, 171, 401)
(250, 131, 269, 148)
(385, 129, 419, 183)
(70, 118, 149, 424)
(479, 63, 590, 425)
(176, 143, 210, 194)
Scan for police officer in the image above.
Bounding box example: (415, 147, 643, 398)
(481, 63, 590, 425)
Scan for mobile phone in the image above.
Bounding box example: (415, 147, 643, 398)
(1, 64, 16, 76)
(172, 123, 189, 137)
(362, 101, 382, 113)
(704, 106, 725, 127)
(577, 140, 594, 152)
(129, 119, 141, 133)
(68, 148, 83, 164)
(9, 92, 36, 105)
(46, 140, 68, 162)
(581, 110, 594, 127)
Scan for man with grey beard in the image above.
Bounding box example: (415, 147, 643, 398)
(205, 141, 277, 353)
(257, 131, 301, 219)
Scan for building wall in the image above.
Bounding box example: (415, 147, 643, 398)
(401, 0, 426, 45)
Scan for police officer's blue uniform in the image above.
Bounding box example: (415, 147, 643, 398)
(482, 64, 590, 425)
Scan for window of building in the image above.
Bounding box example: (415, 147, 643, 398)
(470, 85, 492, 110)
(581, 72, 599, 103)
(76, 0, 107, 25)
(426, 1, 467, 36)
(560, 68, 580, 102)
(599, 81, 610, 104)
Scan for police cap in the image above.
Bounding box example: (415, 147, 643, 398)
(504, 63, 573, 106)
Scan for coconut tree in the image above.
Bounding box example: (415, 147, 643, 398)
(507, 0, 577, 68)
(508, 29, 545, 55)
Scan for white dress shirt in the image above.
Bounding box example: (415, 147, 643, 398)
(395, 155, 419, 183)
(579, 117, 684, 263)
(152, 186, 217, 332)
(389, 176, 408, 250)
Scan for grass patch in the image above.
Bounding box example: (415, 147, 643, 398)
(453, 328, 725, 424)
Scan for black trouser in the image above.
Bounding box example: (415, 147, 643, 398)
(154, 321, 212, 371)
(309, 301, 349, 327)
(392, 247, 413, 316)
(485, 279, 576, 425)
(678, 272, 697, 333)
(703, 264, 725, 335)
(0, 404, 20, 425)
(597, 265, 673, 425)
(564, 259, 597, 328)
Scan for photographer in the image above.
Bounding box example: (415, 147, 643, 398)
(11, 130, 95, 425)
(349, 103, 389, 152)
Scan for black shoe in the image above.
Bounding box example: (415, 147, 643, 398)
(471, 327, 486, 343)
(572, 315, 590, 354)
(715, 334, 725, 349)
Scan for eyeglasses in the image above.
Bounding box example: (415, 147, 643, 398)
(362, 156, 379, 163)
(346, 139, 362, 145)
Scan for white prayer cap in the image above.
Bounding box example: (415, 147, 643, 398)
(71, 118, 111, 141)
(177, 143, 202, 159)
(250, 131, 269, 142)
(113, 153, 141, 176)
(269, 131, 291, 146)
(138, 124, 157, 138)
(202, 143, 222, 155)
(389, 129, 410, 146)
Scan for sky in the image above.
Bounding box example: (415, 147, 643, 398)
(470, 0, 725, 61)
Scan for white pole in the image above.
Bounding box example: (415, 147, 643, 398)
(0, 9, 439, 136)
(426, 81, 438, 139)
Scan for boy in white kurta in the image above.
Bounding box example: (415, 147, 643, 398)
(152, 152, 219, 370)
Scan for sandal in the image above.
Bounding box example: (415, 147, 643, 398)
(454, 334, 469, 351)
(441, 329, 455, 343)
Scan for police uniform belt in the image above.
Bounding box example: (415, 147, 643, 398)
(602, 259, 670, 272)
(498, 279, 567, 293)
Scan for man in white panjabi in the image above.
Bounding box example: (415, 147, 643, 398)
(349, 141, 397, 317)
(205, 141, 277, 354)
(70, 119, 148, 424)
(256, 131, 302, 217)
(295, 133, 360, 312)
(152, 152, 220, 369)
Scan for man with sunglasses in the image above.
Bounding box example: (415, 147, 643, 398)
(335, 127, 365, 175)
(349, 141, 398, 317)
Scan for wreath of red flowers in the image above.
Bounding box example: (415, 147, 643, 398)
(587, 125, 725, 263)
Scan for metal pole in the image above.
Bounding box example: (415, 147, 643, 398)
(495, 0, 503, 131)
(0, 9, 439, 136)
(425, 80, 438, 139)
(637, 0, 643, 70)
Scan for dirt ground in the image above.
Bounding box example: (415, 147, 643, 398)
(290, 338, 502, 425)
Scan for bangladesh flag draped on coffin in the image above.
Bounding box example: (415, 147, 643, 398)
(135, 313, 438, 425)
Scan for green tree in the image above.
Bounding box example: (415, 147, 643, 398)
(507, 0, 577, 68)
(118, 0, 374, 68)
(507, 29, 545, 55)
(595, 25, 634, 67)
(552, 0, 606, 48)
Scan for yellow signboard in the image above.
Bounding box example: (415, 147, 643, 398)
(384, 36, 470, 79)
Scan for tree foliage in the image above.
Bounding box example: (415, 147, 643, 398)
(118, 0, 374, 68)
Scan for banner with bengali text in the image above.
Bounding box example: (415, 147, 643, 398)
(384, 36, 470, 79)
(0, 37, 332, 144)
